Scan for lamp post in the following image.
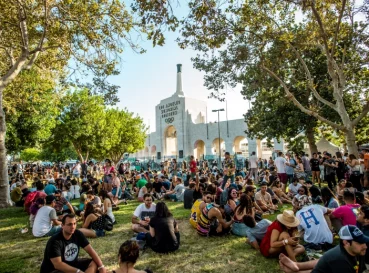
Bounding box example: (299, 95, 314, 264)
(212, 108, 225, 170)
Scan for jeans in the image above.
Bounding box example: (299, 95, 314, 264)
(222, 175, 235, 189)
(249, 168, 258, 182)
(45, 225, 61, 237)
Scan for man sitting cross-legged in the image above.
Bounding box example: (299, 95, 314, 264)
(131, 193, 156, 233)
(40, 213, 106, 273)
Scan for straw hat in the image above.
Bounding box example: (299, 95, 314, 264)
(277, 210, 300, 227)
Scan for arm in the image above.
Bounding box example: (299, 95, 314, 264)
(84, 244, 105, 273)
(131, 215, 147, 226)
(149, 226, 155, 237)
(50, 257, 80, 273)
(52, 219, 62, 226)
(229, 199, 237, 211)
(270, 229, 296, 248)
(195, 173, 200, 191)
(66, 202, 75, 214)
(82, 214, 94, 228)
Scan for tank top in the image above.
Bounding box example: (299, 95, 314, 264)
(90, 214, 105, 231)
(138, 187, 145, 198)
(197, 203, 215, 236)
(106, 206, 115, 222)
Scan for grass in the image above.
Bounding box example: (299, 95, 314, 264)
(0, 200, 283, 273)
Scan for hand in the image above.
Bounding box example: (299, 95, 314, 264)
(99, 267, 107, 273)
(287, 238, 298, 246)
(216, 224, 223, 233)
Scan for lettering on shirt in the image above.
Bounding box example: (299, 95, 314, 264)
(300, 208, 320, 229)
(64, 243, 78, 262)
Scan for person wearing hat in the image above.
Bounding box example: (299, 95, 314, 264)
(44, 179, 57, 196)
(32, 195, 61, 237)
(259, 210, 305, 262)
(10, 181, 24, 207)
(279, 225, 369, 273)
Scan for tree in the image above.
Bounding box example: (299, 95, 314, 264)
(52, 89, 105, 162)
(20, 148, 41, 162)
(92, 108, 147, 163)
(0, 0, 168, 207)
(39, 144, 78, 163)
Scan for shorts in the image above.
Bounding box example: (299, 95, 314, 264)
(278, 173, 288, 184)
(73, 173, 80, 178)
(104, 175, 112, 184)
(94, 229, 105, 237)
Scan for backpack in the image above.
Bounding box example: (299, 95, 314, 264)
(103, 215, 114, 231)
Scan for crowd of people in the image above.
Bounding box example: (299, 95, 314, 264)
(6, 149, 369, 272)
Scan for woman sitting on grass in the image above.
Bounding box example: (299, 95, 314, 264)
(138, 182, 153, 202)
(109, 240, 153, 273)
(232, 193, 254, 236)
(146, 201, 180, 253)
(99, 190, 116, 224)
(292, 185, 312, 213)
(271, 180, 292, 204)
(79, 202, 106, 238)
(259, 210, 305, 262)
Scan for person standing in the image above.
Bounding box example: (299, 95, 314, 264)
(301, 152, 311, 180)
(189, 155, 197, 179)
(275, 152, 290, 192)
(310, 153, 321, 187)
(40, 214, 106, 273)
(286, 152, 296, 185)
(323, 153, 337, 191)
(223, 152, 235, 188)
(249, 151, 259, 183)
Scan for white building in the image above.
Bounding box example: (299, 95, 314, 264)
(135, 64, 284, 161)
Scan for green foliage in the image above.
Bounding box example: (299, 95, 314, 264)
(39, 144, 78, 162)
(19, 148, 41, 162)
(286, 136, 307, 155)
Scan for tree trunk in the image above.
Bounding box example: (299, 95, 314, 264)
(306, 126, 318, 155)
(0, 87, 11, 208)
(345, 129, 358, 157)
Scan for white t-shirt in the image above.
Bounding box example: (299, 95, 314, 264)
(32, 206, 57, 237)
(274, 156, 287, 173)
(288, 183, 302, 196)
(133, 203, 156, 220)
(296, 204, 333, 244)
(249, 155, 258, 168)
(73, 164, 81, 175)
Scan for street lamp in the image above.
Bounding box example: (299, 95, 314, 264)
(212, 108, 225, 170)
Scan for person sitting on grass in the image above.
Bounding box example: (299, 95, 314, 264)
(232, 193, 254, 237)
(255, 182, 278, 212)
(330, 189, 360, 232)
(40, 213, 106, 273)
(183, 182, 195, 209)
(79, 202, 106, 238)
(54, 189, 75, 218)
(32, 195, 61, 237)
(292, 186, 312, 213)
(305, 180, 322, 204)
(288, 178, 302, 199)
(10, 181, 24, 207)
(278, 225, 369, 273)
(243, 215, 272, 250)
(131, 193, 156, 233)
(99, 190, 116, 224)
(163, 176, 185, 202)
(271, 179, 292, 204)
(138, 182, 153, 202)
(189, 191, 214, 229)
(197, 202, 234, 236)
(259, 210, 305, 262)
(244, 185, 264, 216)
(145, 201, 180, 253)
(321, 186, 339, 209)
(108, 240, 152, 273)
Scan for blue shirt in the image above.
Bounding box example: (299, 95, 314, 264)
(44, 184, 57, 196)
(286, 158, 296, 175)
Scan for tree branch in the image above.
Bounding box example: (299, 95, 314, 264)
(260, 64, 345, 131)
(331, 0, 347, 57)
(0, 46, 15, 66)
(310, 1, 330, 54)
(352, 101, 369, 126)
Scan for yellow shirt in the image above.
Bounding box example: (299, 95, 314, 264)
(189, 199, 203, 229)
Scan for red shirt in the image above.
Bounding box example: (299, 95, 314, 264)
(260, 220, 283, 257)
(190, 160, 197, 173)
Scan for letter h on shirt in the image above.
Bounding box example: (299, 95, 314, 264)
(301, 208, 320, 229)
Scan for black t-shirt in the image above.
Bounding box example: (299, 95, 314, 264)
(183, 189, 194, 209)
(358, 223, 369, 265)
(40, 230, 89, 273)
(149, 216, 179, 253)
(310, 158, 320, 170)
(193, 189, 202, 202)
(153, 181, 163, 193)
(311, 244, 366, 273)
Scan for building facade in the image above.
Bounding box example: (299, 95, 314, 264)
(134, 64, 284, 161)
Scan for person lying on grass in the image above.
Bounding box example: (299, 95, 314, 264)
(259, 210, 305, 262)
(40, 213, 106, 273)
(243, 215, 271, 250)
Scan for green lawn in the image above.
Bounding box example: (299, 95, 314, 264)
(0, 201, 282, 273)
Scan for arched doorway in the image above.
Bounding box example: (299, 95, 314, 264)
(234, 136, 249, 157)
(194, 140, 205, 159)
(212, 138, 225, 156)
(164, 125, 177, 156)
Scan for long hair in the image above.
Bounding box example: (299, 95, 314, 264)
(321, 187, 336, 206)
(84, 202, 95, 221)
(118, 240, 139, 264)
(98, 189, 113, 204)
(154, 201, 172, 218)
(235, 194, 252, 215)
(227, 187, 237, 201)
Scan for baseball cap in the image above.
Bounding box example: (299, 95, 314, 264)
(339, 225, 369, 244)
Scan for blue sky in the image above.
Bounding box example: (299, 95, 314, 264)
(108, 27, 249, 133)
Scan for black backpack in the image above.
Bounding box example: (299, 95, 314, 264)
(103, 215, 114, 231)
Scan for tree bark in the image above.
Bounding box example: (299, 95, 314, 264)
(345, 129, 358, 157)
(306, 127, 318, 155)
